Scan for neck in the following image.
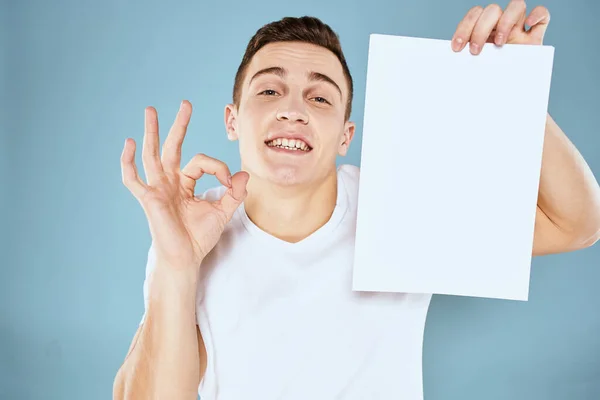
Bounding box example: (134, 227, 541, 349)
(243, 170, 338, 243)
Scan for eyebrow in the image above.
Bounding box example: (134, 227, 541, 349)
(248, 66, 343, 99)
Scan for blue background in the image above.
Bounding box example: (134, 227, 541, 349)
(2, 0, 599, 399)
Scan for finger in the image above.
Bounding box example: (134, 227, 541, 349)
(121, 138, 148, 199)
(217, 171, 249, 221)
(142, 106, 165, 185)
(494, 0, 527, 45)
(469, 4, 503, 54)
(485, 31, 499, 44)
(526, 6, 550, 44)
(181, 153, 233, 187)
(452, 6, 484, 52)
(161, 100, 192, 172)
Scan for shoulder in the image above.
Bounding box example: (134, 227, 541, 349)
(337, 163, 360, 181)
(337, 163, 360, 194)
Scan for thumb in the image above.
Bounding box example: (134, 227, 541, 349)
(526, 6, 550, 44)
(217, 171, 249, 221)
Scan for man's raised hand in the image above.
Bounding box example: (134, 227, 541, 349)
(120, 100, 249, 272)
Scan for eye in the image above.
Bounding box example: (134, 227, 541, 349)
(259, 89, 278, 96)
(312, 97, 331, 105)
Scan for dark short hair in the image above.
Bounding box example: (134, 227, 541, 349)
(232, 16, 353, 121)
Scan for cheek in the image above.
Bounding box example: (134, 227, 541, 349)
(317, 120, 346, 147)
(245, 98, 276, 115)
(240, 102, 273, 129)
(236, 112, 265, 148)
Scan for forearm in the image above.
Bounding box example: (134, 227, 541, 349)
(537, 114, 600, 239)
(113, 263, 201, 400)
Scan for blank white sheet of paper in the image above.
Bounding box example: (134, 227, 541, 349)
(352, 34, 555, 301)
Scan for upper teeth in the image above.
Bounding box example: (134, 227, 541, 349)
(267, 138, 310, 151)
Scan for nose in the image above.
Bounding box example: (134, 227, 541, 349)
(276, 99, 309, 124)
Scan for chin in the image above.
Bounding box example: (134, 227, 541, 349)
(241, 147, 334, 188)
(264, 164, 312, 186)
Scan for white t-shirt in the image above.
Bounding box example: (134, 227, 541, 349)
(141, 164, 432, 399)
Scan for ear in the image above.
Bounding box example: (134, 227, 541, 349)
(224, 104, 239, 141)
(338, 120, 356, 156)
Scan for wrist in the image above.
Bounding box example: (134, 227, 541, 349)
(147, 259, 200, 314)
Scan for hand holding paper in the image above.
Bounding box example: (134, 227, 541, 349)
(351, 13, 555, 300)
(451, 1, 551, 53)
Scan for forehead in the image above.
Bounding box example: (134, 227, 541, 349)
(244, 41, 348, 95)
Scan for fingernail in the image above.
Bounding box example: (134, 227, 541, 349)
(495, 34, 503, 46)
(179, 101, 184, 111)
(227, 175, 232, 186)
(470, 43, 480, 54)
(453, 37, 463, 51)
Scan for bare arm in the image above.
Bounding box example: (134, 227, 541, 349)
(532, 114, 600, 256)
(450, 4, 600, 256)
(115, 100, 247, 399)
(113, 263, 206, 400)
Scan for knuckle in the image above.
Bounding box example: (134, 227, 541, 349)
(194, 152, 208, 161)
(496, 21, 511, 31)
(470, 5, 484, 14)
(465, 6, 483, 22)
(485, 4, 502, 15)
(140, 188, 164, 207)
(122, 177, 136, 191)
(121, 169, 131, 183)
(189, 153, 207, 166)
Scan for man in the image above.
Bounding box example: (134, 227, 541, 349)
(114, 3, 600, 399)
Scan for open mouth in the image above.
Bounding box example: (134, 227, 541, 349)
(265, 138, 312, 152)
